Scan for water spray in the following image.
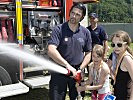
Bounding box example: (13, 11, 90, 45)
(0, 43, 68, 74)
(0, 43, 85, 99)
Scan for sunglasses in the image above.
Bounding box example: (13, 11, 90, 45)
(111, 42, 127, 48)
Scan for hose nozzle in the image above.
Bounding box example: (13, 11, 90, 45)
(74, 70, 81, 83)
(66, 69, 82, 83)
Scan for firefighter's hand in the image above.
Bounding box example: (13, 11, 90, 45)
(78, 67, 84, 80)
(71, 69, 77, 77)
(66, 64, 77, 77)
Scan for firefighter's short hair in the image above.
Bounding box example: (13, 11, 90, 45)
(70, 3, 86, 20)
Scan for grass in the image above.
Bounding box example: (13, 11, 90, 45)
(65, 91, 91, 100)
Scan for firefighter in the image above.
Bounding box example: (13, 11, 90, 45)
(48, 3, 92, 100)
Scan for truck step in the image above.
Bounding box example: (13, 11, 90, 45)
(23, 75, 51, 89)
(0, 82, 29, 98)
(23, 66, 47, 72)
(23, 66, 49, 73)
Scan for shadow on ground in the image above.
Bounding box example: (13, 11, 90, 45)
(1, 88, 49, 100)
(1, 88, 92, 100)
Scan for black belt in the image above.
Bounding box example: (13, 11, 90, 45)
(71, 63, 81, 70)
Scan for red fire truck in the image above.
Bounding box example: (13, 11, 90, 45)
(0, 0, 99, 98)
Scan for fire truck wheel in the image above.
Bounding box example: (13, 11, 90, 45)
(0, 66, 12, 85)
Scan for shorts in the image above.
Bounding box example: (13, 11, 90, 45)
(91, 90, 110, 100)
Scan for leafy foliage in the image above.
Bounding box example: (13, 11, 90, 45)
(87, 0, 133, 23)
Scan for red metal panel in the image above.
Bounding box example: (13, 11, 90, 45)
(66, 0, 73, 21)
(38, 0, 52, 6)
(1, 19, 8, 42)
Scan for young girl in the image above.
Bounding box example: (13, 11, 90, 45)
(77, 44, 110, 100)
(107, 30, 133, 100)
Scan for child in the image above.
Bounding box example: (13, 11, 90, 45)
(77, 44, 110, 100)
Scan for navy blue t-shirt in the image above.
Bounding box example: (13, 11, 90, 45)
(48, 22, 92, 65)
(87, 25, 108, 47)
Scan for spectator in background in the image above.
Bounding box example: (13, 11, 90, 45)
(107, 30, 133, 100)
(87, 13, 108, 61)
(48, 3, 92, 100)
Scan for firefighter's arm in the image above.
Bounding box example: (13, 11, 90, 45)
(47, 44, 77, 76)
(80, 51, 91, 70)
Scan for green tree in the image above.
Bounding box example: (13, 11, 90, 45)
(88, 0, 133, 23)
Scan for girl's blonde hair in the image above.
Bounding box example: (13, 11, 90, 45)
(93, 44, 104, 59)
